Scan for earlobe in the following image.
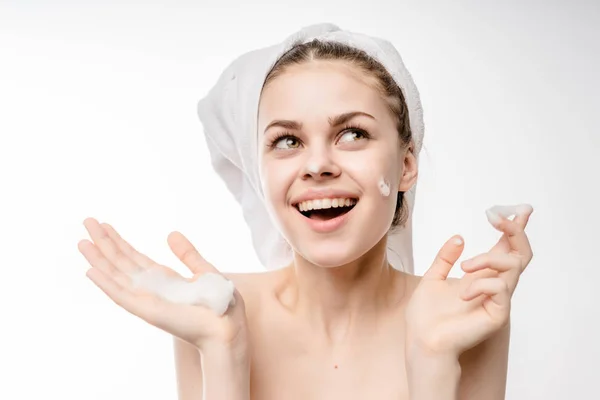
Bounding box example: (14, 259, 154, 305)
(398, 170, 418, 192)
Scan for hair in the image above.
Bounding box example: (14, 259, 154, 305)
(262, 39, 414, 232)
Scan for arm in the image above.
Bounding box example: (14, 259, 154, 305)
(406, 349, 462, 400)
(405, 322, 510, 400)
(200, 343, 251, 400)
(173, 337, 251, 400)
(173, 272, 253, 400)
(458, 321, 510, 399)
(173, 337, 203, 400)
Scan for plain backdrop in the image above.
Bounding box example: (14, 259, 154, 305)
(1, 1, 598, 399)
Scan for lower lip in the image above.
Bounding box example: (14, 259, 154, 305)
(297, 203, 357, 233)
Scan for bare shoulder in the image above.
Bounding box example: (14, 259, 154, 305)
(222, 270, 276, 296)
(399, 271, 423, 296)
(222, 270, 280, 318)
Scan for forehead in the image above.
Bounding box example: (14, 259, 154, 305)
(258, 61, 389, 124)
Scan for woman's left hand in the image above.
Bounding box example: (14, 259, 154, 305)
(405, 204, 534, 359)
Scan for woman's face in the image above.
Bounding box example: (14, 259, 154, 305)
(258, 60, 415, 268)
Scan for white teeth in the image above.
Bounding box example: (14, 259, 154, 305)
(298, 197, 357, 212)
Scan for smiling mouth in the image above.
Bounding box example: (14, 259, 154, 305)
(295, 201, 357, 221)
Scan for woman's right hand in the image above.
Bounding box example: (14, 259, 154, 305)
(78, 218, 249, 354)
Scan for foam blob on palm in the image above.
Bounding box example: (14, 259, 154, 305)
(129, 268, 236, 316)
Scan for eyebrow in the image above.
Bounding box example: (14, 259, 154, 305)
(263, 111, 376, 134)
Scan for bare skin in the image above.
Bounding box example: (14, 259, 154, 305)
(238, 268, 416, 399)
(82, 211, 518, 399)
(79, 214, 512, 399)
(172, 234, 510, 399)
(214, 265, 508, 399)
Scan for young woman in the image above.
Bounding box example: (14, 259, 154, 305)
(79, 24, 534, 400)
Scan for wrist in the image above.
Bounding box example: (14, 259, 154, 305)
(405, 346, 461, 400)
(200, 345, 250, 400)
(201, 338, 249, 361)
(406, 350, 461, 376)
(405, 329, 460, 357)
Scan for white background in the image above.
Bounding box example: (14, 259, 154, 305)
(1, 1, 598, 398)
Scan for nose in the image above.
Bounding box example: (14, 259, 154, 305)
(301, 149, 341, 181)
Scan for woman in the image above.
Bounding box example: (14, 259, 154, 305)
(78, 24, 534, 399)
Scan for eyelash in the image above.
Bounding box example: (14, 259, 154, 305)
(267, 123, 371, 149)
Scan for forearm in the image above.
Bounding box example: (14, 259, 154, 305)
(200, 344, 251, 400)
(406, 350, 461, 400)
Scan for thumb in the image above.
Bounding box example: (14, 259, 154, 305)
(167, 231, 220, 276)
(423, 236, 464, 281)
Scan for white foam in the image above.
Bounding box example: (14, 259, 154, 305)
(307, 163, 320, 174)
(485, 204, 533, 225)
(129, 268, 236, 316)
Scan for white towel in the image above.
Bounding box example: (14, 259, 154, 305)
(197, 23, 424, 273)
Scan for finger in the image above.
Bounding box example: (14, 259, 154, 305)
(167, 231, 219, 275)
(486, 204, 534, 263)
(86, 267, 165, 324)
(462, 277, 510, 307)
(459, 267, 499, 291)
(513, 204, 534, 227)
(461, 253, 522, 274)
(462, 252, 522, 293)
(510, 205, 534, 264)
(101, 223, 155, 269)
(423, 236, 464, 281)
(78, 239, 117, 277)
(462, 277, 511, 326)
(83, 218, 140, 275)
(80, 240, 133, 289)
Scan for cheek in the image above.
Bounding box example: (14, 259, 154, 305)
(340, 149, 398, 194)
(260, 158, 297, 204)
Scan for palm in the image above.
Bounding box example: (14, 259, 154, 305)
(79, 218, 248, 350)
(122, 263, 228, 337)
(407, 270, 503, 355)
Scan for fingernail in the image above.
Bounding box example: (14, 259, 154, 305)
(453, 237, 463, 246)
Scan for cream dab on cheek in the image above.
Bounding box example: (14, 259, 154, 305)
(128, 268, 236, 316)
(378, 176, 391, 197)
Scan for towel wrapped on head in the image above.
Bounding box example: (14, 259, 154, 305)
(197, 23, 424, 273)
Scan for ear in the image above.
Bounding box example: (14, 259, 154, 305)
(397, 146, 418, 192)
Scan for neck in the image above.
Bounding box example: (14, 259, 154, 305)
(280, 236, 407, 347)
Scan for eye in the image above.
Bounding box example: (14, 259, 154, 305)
(273, 134, 301, 150)
(338, 129, 368, 143)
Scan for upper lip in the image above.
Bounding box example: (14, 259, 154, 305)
(291, 188, 360, 206)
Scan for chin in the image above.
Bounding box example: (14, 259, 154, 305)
(277, 200, 392, 268)
(294, 240, 372, 268)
